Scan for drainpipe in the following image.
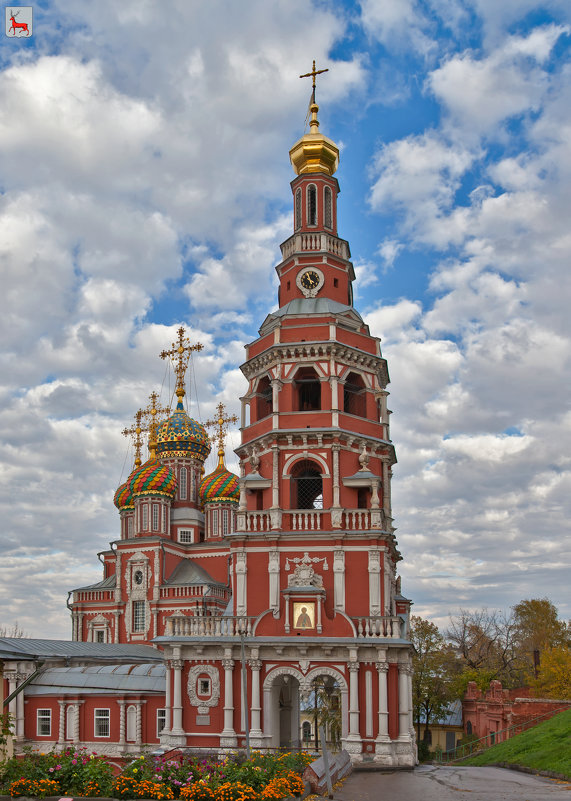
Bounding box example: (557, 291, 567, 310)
(3, 662, 45, 707)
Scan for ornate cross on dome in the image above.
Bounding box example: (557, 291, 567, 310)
(205, 402, 238, 468)
(160, 326, 204, 405)
(122, 408, 147, 467)
(300, 59, 329, 92)
(141, 391, 170, 458)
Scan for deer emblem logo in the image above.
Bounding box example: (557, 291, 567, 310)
(5, 7, 32, 37)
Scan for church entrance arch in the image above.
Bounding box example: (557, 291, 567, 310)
(301, 667, 348, 751)
(263, 666, 303, 748)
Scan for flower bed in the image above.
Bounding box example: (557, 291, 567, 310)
(0, 748, 312, 800)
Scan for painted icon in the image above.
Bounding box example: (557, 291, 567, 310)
(293, 602, 315, 629)
(6, 7, 32, 37)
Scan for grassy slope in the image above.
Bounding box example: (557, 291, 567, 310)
(461, 708, 571, 779)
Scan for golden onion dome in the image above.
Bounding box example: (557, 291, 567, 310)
(289, 102, 339, 176)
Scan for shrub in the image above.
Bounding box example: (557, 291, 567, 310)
(8, 778, 59, 797)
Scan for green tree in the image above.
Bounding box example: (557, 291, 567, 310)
(411, 615, 457, 744)
(530, 646, 571, 699)
(512, 598, 570, 677)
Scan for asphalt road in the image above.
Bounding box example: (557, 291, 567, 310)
(327, 765, 571, 801)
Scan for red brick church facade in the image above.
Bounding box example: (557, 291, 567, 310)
(3, 95, 416, 765)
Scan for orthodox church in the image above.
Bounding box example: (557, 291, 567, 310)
(1, 78, 416, 765)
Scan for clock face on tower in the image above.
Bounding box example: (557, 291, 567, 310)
(296, 267, 324, 298)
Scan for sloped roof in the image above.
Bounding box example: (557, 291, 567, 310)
(164, 559, 225, 587)
(0, 638, 161, 663)
(24, 663, 165, 695)
(72, 574, 116, 592)
(259, 298, 363, 334)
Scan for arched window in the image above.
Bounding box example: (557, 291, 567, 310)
(295, 189, 302, 230)
(292, 459, 323, 509)
(466, 721, 472, 736)
(126, 706, 137, 742)
(302, 721, 312, 741)
(294, 367, 321, 411)
(324, 186, 332, 229)
(255, 376, 273, 420)
(179, 467, 188, 500)
(343, 372, 367, 417)
(307, 185, 317, 226)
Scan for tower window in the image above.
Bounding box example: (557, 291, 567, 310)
(127, 517, 134, 538)
(294, 367, 321, 411)
(307, 185, 317, 226)
(295, 189, 302, 230)
(141, 504, 149, 531)
(152, 503, 160, 531)
(211, 508, 218, 537)
(255, 376, 273, 420)
(222, 508, 229, 536)
(292, 459, 323, 510)
(324, 186, 332, 229)
(344, 372, 367, 418)
(132, 600, 145, 632)
(179, 467, 188, 500)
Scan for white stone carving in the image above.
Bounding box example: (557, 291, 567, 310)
(187, 664, 220, 709)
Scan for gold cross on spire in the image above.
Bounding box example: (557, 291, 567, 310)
(122, 408, 147, 467)
(160, 326, 204, 406)
(205, 402, 238, 468)
(300, 59, 329, 91)
(141, 391, 170, 459)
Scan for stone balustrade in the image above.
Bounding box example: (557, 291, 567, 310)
(351, 616, 403, 638)
(280, 232, 350, 260)
(166, 614, 256, 637)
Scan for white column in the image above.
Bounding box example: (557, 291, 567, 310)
(8, 676, 17, 734)
(348, 662, 360, 738)
(222, 656, 235, 736)
(58, 701, 66, 745)
(268, 550, 280, 616)
(376, 663, 389, 740)
(368, 549, 381, 616)
(249, 659, 262, 736)
(16, 676, 25, 739)
(235, 552, 247, 616)
(398, 664, 411, 739)
(365, 670, 373, 738)
(135, 701, 144, 745)
(171, 659, 184, 734)
(118, 701, 126, 745)
(163, 661, 172, 734)
(333, 549, 345, 611)
(271, 445, 280, 509)
(271, 380, 280, 430)
(72, 703, 80, 743)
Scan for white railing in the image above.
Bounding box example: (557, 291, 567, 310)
(352, 616, 403, 639)
(290, 510, 322, 531)
(166, 615, 257, 637)
(74, 590, 114, 602)
(342, 510, 370, 529)
(160, 585, 227, 599)
(280, 233, 350, 260)
(244, 511, 271, 532)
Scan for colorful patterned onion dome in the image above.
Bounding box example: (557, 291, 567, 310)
(128, 457, 177, 499)
(114, 479, 134, 511)
(199, 463, 240, 505)
(156, 401, 211, 461)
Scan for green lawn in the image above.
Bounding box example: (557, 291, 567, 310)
(461, 708, 571, 779)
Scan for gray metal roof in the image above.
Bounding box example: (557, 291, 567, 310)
(0, 638, 162, 663)
(25, 663, 165, 696)
(72, 575, 116, 592)
(259, 298, 363, 333)
(164, 560, 224, 586)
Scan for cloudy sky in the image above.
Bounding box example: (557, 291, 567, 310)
(1, 0, 570, 639)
